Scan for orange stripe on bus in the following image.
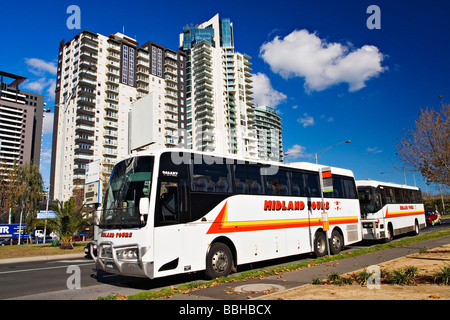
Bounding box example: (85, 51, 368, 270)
(385, 207, 425, 218)
(206, 201, 359, 234)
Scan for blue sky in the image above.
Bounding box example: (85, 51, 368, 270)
(0, 0, 448, 193)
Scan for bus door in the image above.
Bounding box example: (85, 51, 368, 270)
(154, 178, 190, 274)
(153, 153, 190, 274)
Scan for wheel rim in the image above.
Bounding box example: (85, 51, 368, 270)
(317, 237, 326, 254)
(332, 235, 342, 251)
(212, 250, 229, 273)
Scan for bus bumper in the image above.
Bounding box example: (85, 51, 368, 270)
(95, 242, 153, 279)
(361, 220, 384, 240)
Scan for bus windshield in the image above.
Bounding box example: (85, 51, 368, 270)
(100, 156, 154, 228)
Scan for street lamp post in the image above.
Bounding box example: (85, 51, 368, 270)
(284, 140, 351, 163)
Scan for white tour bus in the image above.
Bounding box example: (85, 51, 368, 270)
(93, 149, 361, 279)
(356, 180, 425, 241)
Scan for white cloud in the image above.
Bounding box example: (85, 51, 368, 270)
(42, 112, 54, 135)
(252, 72, 287, 108)
(46, 79, 56, 100)
(25, 58, 57, 75)
(41, 148, 52, 164)
(23, 58, 57, 101)
(22, 77, 55, 99)
(260, 29, 386, 92)
(367, 147, 383, 154)
(285, 144, 313, 160)
(297, 113, 315, 127)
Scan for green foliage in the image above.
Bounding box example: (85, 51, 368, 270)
(434, 264, 450, 285)
(47, 198, 87, 249)
(385, 266, 419, 285)
(354, 268, 373, 285)
(0, 162, 43, 230)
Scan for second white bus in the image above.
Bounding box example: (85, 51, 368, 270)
(94, 149, 362, 279)
(356, 180, 425, 241)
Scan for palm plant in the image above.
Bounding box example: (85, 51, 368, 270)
(48, 198, 88, 249)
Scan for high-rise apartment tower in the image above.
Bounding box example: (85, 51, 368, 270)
(0, 71, 44, 178)
(50, 30, 186, 200)
(180, 14, 258, 158)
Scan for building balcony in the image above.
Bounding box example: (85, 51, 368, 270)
(75, 125, 94, 135)
(103, 148, 117, 156)
(104, 129, 118, 137)
(103, 138, 118, 146)
(76, 106, 95, 117)
(165, 106, 178, 114)
(108, 52, 121, 61)
(105, 94, 119, 102)
(106, 60, 120, 69)
(75, 136, 94, 144)
(76, 116, 95, 126)
(80, 42, 98, 53)
(74, 147, 94, 155)
(103, 120, 118, 128)
(107, 43, 121, 53)
(105, 85, 119, 93)
(79, 52, 98, 63)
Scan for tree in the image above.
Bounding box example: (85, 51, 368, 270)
(17, 162, 44, 234)
(0, 162, 43, 231)
(396, 104, 450, 187)
(48, 198, 88, 249)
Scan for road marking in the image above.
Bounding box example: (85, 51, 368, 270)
(49, 259, 91, 263)
(0, 262, 94, 275)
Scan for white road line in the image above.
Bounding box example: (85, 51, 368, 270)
(0, 262, 94, 275)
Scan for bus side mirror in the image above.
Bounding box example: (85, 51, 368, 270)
(139, 198, 149, 215)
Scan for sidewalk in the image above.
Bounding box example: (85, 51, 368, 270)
(161, 235, 450, 300)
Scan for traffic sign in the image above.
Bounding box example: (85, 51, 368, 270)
(37, 210, 57, 219)
(84, 180, 102, 205)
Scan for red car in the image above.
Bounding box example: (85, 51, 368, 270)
(425, 210, 441, 226)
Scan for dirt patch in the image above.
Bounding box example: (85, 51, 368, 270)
(258, 244, 450, 300)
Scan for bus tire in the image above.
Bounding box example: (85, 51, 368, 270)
(330, 229, 344, 255)
(384, 223, 394, 243)
(205, 242, 233, 279)
(314, 231, 327, 257)
(412, 220, 420, 236)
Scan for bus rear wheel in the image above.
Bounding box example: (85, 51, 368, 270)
(205, 242, 233, 279)
(330, 229, 344, 255)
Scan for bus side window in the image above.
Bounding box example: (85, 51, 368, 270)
(158, 182, 179, 223)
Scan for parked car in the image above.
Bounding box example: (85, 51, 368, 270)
(34, 236, 54, 244)
(425, 210, 441, 226)
(72, 234, 86, 241)
(0, 238, 19, 245)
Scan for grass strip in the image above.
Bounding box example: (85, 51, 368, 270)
(0, 241, 87, 260)
(98, 227, 450, 300)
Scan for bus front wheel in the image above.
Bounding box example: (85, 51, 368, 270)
(205, 242, 233, 279)
(314, 231, 327, 257)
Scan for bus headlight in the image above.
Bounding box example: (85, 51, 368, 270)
(117, 248, 138, 261)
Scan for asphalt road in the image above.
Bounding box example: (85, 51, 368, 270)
(1, 221, 448, 300)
